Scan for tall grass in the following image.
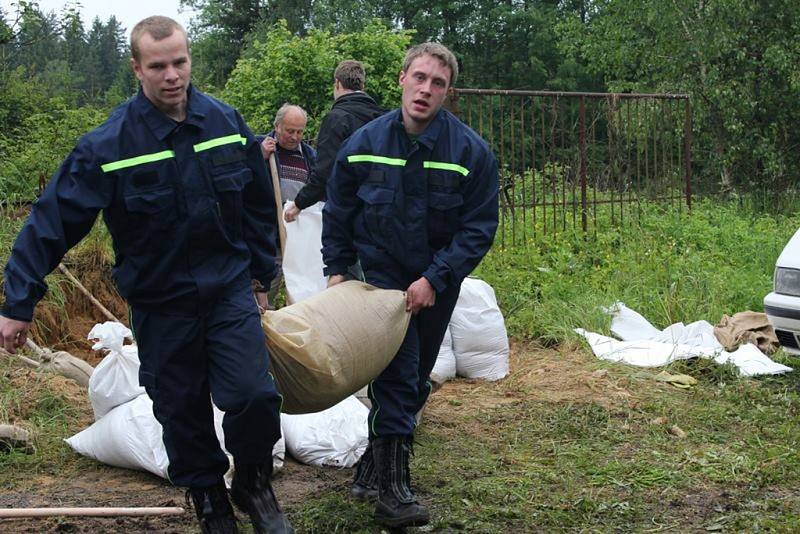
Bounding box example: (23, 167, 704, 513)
(475, 197, 800, 343)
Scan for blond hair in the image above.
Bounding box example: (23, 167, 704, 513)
(130, 16, 189, 61)
(402, 43, 458, 87)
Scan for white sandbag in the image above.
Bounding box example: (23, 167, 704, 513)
(87, 322, 145, 420)
(451, 277, 510, 381)
(430, 326, 456, 383)
(281, 396, 368, 468)
(264, 280, 410, 414)
(578, 302, 792, 376)
(66, 395, 286, 483)
(283, 201, 327, 303)
(213, 404, 285, 487)
(64, 394, 169, 479)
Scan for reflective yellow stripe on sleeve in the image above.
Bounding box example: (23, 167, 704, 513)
(100, 150, 176, 173)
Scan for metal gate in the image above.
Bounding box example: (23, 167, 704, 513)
(447, 89, 692, 246)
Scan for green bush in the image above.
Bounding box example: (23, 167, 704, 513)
(223, 20, 412, 136)
(0, 103, 107, 202)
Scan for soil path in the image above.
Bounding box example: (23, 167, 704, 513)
(1, 339, 641, 533)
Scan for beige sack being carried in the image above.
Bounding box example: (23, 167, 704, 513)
(263, 281, 410, 414)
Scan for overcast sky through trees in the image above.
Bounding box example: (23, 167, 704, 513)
(1, 0, 195, 36)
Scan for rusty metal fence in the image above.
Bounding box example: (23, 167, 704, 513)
(447, 89, 692, 246)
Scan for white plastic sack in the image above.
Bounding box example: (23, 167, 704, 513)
(577, 302, 792, 376)
(430, 326, 456, 383)
(65, 393, 169, 478)
(87, 321, 145, 420)
(450, 278, 510, 381)
(283, 201, 327, 303)
(213, 404, 285, 487)
(66, 395, 287, 483)
(281, 396, 368, 468)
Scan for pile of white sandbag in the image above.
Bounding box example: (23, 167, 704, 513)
(431, 277, 510, 383)
(64, 321, 285, 483)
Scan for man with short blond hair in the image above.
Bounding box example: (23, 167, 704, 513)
(0, 15, 292, 534)
(323, 42, 498, 528)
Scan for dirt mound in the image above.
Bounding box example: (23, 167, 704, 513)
(427, 340, 651, 418)
(29, 258, 127, 367)
(4, 366, 91, 428)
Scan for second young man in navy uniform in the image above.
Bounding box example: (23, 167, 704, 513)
(323, 42, 499, 528)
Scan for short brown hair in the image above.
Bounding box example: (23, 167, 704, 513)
(130, 16, 189, 61)
(402, 43, 458, 87)
(334, 60, 366, 91)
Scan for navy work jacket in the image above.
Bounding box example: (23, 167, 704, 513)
(2, 86, 277, 321)
(322, 108, 499, 293)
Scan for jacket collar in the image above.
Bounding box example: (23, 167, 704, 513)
(334, 91, 374, 106)
(392, 107, 445, 150)
(134, 84, 206, 141)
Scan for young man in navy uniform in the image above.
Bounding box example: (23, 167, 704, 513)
(0, 16, 291, 534)
(323, 42, 499, 528)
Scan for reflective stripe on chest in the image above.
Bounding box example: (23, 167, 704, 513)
(347, 154, 469, 177)
(100, 134, 247, 173)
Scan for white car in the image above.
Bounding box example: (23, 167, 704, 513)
(765, 228, 800, 355)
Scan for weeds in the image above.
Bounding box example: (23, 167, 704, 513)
(2, 197, 800, 530)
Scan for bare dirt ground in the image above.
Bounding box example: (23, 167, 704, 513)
(1, 338, 645, 533)
(1, 267, 646, 532)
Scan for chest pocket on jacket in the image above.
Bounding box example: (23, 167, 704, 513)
(356, 184, 395, 243)
(123, 186, 178, 251)
(428, 190, 464, 247)
(212, 167, 252, 239)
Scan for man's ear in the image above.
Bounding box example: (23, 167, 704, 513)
(131, 58, 142, 81)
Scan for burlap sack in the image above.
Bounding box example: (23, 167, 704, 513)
(263, 281, 410, 414)
(714, 310, 779, 355)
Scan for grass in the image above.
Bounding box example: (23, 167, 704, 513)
(2, 196, 800, 531)
(0, 357, 96, 489)
(476, 197, 799, 343)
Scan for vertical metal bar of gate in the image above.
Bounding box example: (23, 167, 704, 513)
(684, 99, 693, 210)
(580, 97, 587, 233)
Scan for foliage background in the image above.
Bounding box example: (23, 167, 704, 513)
(2, 0, 799, 197)
(222, 20, 410, 135)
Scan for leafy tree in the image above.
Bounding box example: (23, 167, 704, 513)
(182, 0, 270, 89)
(559, 0, 800, 191)
(223, 20, 411, 135)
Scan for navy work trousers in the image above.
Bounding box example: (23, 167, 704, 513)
(366, 281, 461, 438)
(130, 277, 282, 488)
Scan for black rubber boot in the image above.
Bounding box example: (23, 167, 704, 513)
(351, 441, 378, 501)
(372, 436, 430, 528)
(230, 459, 294, 534)
(186, 482, 239, 534)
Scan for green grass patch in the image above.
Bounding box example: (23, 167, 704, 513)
(476, 197, 799, 343)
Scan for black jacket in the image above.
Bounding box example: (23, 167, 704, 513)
(293, 92, 386, 210)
